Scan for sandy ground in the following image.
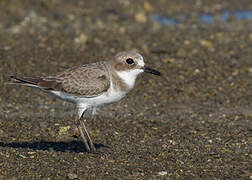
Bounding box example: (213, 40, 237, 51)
(0, 0, 251, 179)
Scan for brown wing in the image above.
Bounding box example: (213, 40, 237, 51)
(40, 62, 110, 97)
(10, 62, 110, 97)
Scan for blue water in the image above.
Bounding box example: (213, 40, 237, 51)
(152, 10, 252, 26)
(200, 14, 214, 24)
(234, 10, 252, 20)
(152, 14, 177, 25)
(219, 11, 230, 21)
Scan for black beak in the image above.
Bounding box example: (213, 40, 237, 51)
(143, 66, 161, 76)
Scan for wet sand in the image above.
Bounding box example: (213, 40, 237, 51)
(0, 0, 251, 179)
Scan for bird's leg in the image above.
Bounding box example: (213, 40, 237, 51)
(78, 124, 91, 152)
(80, 120, 96, 152)
(77, 105, 96, 153)
(75, 116, 90, 152)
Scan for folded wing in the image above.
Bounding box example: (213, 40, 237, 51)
(9, 62, 110, 97)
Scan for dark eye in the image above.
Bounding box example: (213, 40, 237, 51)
(126, 58, 134, 65)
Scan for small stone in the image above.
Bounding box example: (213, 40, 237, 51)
(135, 12, 147, 23)
(162, 58, 175, 64)
(144, 2, 153, 11)
(200, 40, 212, 47)
(195, 69, 200, 73)
(58, 126, 71, 135)
(27, 152, 36, 155)
(68, 173, 78, 179)
(74, 33, 88, 44)
(119, 27, 126, 34)
(67, 14, 75, 21)
(19, 154, 27, 158)
(157, 171, 167, 176)
(232, 70, 239, 76)
(184, 40, 190, 45)
(4, 46, 11, 51)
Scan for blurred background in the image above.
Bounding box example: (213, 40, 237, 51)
(0, 0, 251, 179)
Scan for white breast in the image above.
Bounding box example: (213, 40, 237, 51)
(116, 69, 144, 89)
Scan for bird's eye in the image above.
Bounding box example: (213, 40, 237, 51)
(126, 58, 134, 65)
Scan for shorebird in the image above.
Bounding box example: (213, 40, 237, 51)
(8, 51, 161, 152)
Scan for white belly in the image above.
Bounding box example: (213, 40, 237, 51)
(47, 85, 127, 108)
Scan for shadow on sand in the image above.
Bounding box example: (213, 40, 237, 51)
(0, 140, 107, 153)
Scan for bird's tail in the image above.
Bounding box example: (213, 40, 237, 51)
(7, 75, 41, 87)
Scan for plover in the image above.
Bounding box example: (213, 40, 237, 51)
(8, 51, 161, 152)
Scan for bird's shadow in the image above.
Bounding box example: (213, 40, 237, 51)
(0, 140, 108, 153)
